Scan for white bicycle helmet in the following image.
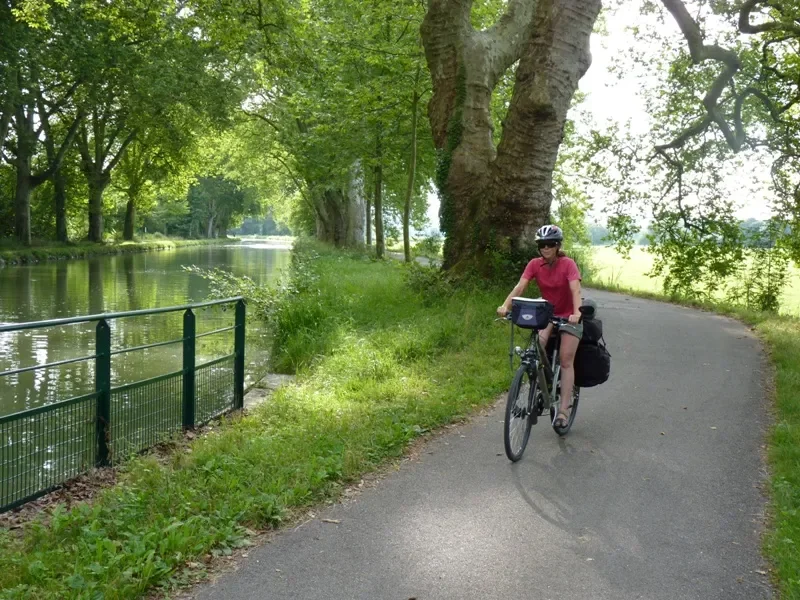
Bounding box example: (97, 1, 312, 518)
(535, 224, 563, 243)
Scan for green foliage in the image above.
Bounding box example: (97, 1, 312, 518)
(725, 222, 791, 313)
(402, 261, 453, 302)
(648, 209, 744, 301)
(413, 231, 443, 260)
(732, 247, 790, 313)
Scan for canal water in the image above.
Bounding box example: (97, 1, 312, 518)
(0, 241, 291, 417)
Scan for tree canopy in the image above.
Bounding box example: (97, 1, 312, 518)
(1, 0, 799, 306)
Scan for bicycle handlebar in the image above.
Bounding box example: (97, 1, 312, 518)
(496, 314, 577, 326)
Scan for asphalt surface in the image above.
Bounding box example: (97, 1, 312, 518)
(192, 289, 772, 600)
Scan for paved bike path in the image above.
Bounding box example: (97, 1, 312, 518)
(192, 290, 771, 600)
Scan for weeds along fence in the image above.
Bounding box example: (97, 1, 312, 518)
(0, 298, 245, 512)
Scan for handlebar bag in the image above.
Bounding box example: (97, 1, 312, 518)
(510, 297, 553, 330)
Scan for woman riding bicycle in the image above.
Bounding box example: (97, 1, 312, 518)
(496, 224, 583, 428)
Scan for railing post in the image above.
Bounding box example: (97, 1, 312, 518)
(234, 299, 245, 410)
(95, 319, 111, 466)
(183, 309, 196, 429)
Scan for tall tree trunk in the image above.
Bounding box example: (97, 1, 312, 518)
(314, 187, 365, 247)
(14, 157, 32, 245)
(78, 116, 136, 244)
(403, 69, 421, 263)
(316, 189, 344, 245)
(421, 0, 601, 272)
(13, 101, 36, 245)
(347, 160, 366, 245)
(207, 215, 215, 238)
(54, 169, 68, 243)
(374, 131, 384, 259)
(365, 194, 372, 246)
(87, 175, 110, 243)
(123, 198, 136, 241)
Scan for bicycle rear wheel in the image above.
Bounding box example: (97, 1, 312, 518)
(504, 366, 537, 461)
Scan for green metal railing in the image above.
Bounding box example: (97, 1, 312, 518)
(0, 297, 245, 512)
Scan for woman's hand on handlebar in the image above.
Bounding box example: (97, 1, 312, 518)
(568, 313, 581, 325)
(497, 305, 510, 318)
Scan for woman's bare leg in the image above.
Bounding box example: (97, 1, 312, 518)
(538, 323, 553, 351)
(558, 332, 580, 417)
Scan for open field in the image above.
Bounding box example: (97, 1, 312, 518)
(589, 245, 800, 316)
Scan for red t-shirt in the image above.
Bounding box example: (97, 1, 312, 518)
(521, 257, 581, 317)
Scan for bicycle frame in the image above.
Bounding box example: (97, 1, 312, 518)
(513, 323, 563, 413)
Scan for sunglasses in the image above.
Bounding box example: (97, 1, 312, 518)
(537, 242, 558, 249)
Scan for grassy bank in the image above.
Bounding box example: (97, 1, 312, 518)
(0, 237, 239, 265)
(0, 241, 511, 599)
(585, 274, 800, 598)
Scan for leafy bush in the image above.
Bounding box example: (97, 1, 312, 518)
(413, 232, 443, 259)
(401, 261, 452, 303)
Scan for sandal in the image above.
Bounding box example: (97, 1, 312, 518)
(553, 409, 569, 428)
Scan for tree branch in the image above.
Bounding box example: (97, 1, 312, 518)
(77, 124, 93, 171)
(31, 108, 86, 187)
(655, 115, 714, 152)
(662, 0, 747, 147)
(739, 0, 800, 35)
(270, 152, 323, 222)
(241, 109, 281, 131)
(105, 129, 138, 175)
(484, 0, 537, 86)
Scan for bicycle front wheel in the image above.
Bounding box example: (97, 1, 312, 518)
(504, 366, 537, 462)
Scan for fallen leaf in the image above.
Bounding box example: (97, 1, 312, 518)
(711, 426, 717, 430)
(756, 569, 767, 575)
(660, 432, 665, 435)
(321, 519, 341, 524)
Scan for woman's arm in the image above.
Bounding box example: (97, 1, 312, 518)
(568, 279, 582, 324)
(497, 277, 530, 317)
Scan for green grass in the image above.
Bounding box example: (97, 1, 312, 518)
(588, 248, 800, 598)
(0, 237, 237, 265)
(0, 241, 511, 599)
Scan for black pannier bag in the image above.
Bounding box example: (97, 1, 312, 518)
(574, 312, 610, 387)
(574, 340, 611, 387)
(511, 297, 553, 330)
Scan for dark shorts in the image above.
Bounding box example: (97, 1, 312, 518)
(559, 322, 583, 340)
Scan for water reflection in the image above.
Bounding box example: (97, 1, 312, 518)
(0, 243, 290, 416)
